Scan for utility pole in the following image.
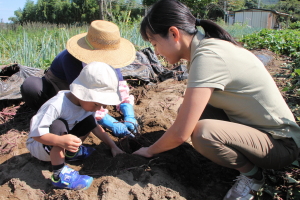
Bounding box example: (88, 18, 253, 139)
(97, 0, 104, 20)
(224, 0, 227, 22)
(258, 0, 261, 8)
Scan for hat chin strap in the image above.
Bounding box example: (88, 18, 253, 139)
(85, 36, 94, 50)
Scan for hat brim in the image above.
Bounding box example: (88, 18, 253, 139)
(70, 82, 122, 105)
(66, 33, 136, 68)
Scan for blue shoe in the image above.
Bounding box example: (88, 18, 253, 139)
(51, 165, 93, 190)
(65, 145, 95, 161)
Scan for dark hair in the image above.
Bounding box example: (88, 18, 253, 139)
(140, 0, 239, 45)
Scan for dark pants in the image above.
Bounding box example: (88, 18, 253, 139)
(21, 76, 56, 111)
(43, 115, 97, 154)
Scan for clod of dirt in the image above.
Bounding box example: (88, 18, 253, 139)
(0, 64, 20, 81)
(1, 178, 45, 200)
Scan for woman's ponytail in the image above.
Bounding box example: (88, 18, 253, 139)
(195, 19, 201, 26)
(197, 19, 239, 46)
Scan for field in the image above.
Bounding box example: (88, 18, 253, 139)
(0, 49, 300, 200)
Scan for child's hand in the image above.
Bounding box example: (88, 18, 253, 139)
(111, 146, 124, 157)
(92, 125, 124, 156)
(60, 134, 82, 152)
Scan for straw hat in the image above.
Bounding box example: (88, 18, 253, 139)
(66, 20, 136, 68)
(70, 62, 122, 105)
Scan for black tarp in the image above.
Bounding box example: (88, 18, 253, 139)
(120, 47, 188, 83)
(0, 64, 44, 100)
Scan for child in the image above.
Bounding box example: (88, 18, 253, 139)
(26, 62, 124, 190)
(21, 20, 138, 138)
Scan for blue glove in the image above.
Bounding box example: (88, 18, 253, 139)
(120, 103, 138, 133)
(97, 114, 131, 138)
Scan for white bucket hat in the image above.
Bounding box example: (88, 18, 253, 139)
(70, 62, 122, 105)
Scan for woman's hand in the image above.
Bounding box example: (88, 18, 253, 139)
(111, 146, 124, 157)
(133, 147, 154, 158)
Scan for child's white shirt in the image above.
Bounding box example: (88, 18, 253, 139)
(28, 91, 95, 138)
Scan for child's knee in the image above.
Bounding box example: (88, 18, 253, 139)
(50, 146, 65, 155)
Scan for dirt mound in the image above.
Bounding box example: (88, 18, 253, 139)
(1, 178, 45, 199)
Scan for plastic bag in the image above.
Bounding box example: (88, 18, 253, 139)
(120, 47, 188, 83)
(0, 64, 44, 100)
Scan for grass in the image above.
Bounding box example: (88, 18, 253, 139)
(217, 19, 262, 40)
(0, 20, 260, 69)
(0, 21, 149, 69)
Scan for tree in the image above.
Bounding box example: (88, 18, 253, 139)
(265, 0, 300, 22)
(142, 0, 156, 6)
(245, 0, 259, 9)
(21, 0, 37, 23)
(10, 9, 23, 23)
(142, 0, 216, 18)
(226, 0, 245, 11)
(11, 0, 144, 24)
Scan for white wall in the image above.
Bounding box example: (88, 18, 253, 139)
(234, 11, 272, 28)
(261, 0, 280, 5)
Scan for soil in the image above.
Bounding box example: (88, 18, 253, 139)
(0, 49, 299, 200)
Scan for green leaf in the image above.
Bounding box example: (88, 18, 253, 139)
(282, 87, 290, 92)
(294, 69, 300, 76)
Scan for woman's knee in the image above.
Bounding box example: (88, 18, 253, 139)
(21, 76, 42, 97)
(191, 120, 217, 152)
(21, 77, 45, 110)
(192, 119, 216, 138)
(21, 76, 55, 110)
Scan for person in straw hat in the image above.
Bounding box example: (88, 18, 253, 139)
(26, 62, 124, 190)
(21, 20, 138, 138)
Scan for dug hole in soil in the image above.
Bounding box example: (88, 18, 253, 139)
(0, 49, 299, 200)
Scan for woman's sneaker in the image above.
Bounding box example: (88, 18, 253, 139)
(51, 165, 93, 190)
(65, 145, 95, 161)
(223, 174, 265, 200)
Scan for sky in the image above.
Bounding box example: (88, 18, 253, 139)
(0, 0, 37, 23)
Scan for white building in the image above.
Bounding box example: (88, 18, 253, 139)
(261, 0, 280, 5)
(229, 9, 290, 29)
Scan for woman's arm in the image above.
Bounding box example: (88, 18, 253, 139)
(133, 87, 213, 157)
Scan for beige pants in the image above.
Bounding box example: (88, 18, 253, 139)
(191, 105, 299, 170)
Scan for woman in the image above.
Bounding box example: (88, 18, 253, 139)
(133, 0, 300, 199)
